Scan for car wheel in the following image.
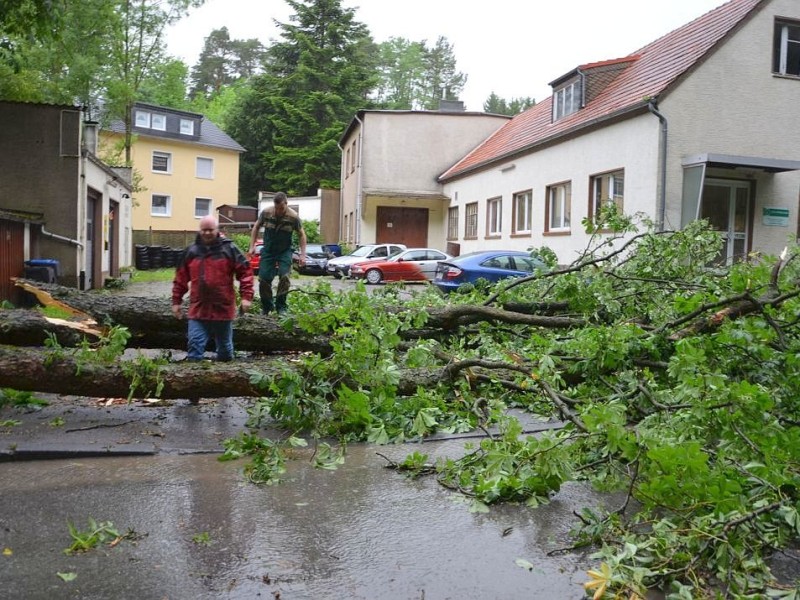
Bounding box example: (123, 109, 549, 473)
(333, 271, 342, 279)
(365, 269, 382, 285)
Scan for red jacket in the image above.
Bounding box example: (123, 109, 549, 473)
(172, 235, 254, 321)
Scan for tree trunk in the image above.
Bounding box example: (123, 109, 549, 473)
(9, 280, 582, 352)
(0, 345, 442, 400)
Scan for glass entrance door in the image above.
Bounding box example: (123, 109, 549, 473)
(700, 179, 750, 263)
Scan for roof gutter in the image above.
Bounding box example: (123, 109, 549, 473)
(647, 99, 668, 231)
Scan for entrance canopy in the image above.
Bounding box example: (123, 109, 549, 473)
(680, 153, 800, 228)
(682, 153, 800, 174)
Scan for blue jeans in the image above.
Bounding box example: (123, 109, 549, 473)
(187, 319, 234, 361)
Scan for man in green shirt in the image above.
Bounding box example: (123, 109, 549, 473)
(248, 192, 307, 314)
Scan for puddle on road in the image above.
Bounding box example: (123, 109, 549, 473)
(1, 442, 619, 599)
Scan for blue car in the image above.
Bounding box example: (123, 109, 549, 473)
(433, 250, 546, 292)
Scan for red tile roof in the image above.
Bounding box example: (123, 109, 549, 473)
(440, 0, 764, 181)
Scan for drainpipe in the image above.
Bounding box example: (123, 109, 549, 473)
(41, 225, 83, 248)
(647, 99, 668, 231)
(354, 113, 364, 245)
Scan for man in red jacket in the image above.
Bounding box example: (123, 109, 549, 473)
(172, 216, 254, 361)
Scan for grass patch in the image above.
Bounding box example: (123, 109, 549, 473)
(130, 268, 175, 283)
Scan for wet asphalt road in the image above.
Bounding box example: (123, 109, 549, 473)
(0, 275, 611, 599)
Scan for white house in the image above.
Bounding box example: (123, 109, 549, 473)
(343, 0, 800, 264)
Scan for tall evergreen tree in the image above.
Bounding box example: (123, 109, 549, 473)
(483, 92, 535, 116)
(226, 0, 378, 201)
(419, 36, 466, 110)
(372, 37, 426, 109)
(190, 27, 266, 98)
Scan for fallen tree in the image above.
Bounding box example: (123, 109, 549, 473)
(3, 219, 800, 596)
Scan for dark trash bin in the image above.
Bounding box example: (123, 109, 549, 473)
(24, 259, 59, 283)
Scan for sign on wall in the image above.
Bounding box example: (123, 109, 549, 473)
(762, 207, 789, 227)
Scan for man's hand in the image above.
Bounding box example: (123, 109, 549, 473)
(172, 304, 183, 319)
(298, 254, 306, 266)
(241, 299, 252, 313)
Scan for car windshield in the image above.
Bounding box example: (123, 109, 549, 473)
(350, 246, 376, 257)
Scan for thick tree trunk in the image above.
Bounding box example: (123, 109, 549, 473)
(0, 345, 443, 400)
(7, 281, 582, 352)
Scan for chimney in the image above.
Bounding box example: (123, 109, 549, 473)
(83, 120, 99, 154)
(438, 100, 465, 112)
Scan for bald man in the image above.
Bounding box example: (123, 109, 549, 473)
(172, 216, 254, 362)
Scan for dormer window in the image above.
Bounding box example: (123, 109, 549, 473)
(552, 80, 582, 121)
(180, 118, 195, 135)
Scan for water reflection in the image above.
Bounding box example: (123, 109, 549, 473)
(1, 445, 610, 599)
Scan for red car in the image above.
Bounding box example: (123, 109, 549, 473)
(349, 248, 452, 284)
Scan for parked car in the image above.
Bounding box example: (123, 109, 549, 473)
(433, 250, 547, 292)
(292, 243, 342, 275)
(326, 243, 406, 279)
(350, 248, 452, 284)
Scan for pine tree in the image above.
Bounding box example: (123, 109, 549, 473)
(227, 0, 379, 200)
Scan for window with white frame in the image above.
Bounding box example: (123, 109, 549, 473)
(196, 157, 214, 179)
(512, 190, 532, 234)
(151, 194, 171, 217)
(590, 170, 624, 222)
(134, 110, 150, 128)
(486, 197, 502, 236)
(180, 118, 195, 135)
(195, 198, 212, 218)
(447, 206, 459, 240)
(546, 182, 571, 232)
(465, 202, 478, 239)
(151, 113, 166, 131)
(152, 151, 172, 173)
(552, 80, 581, 121)
(774, 19, 800, 77)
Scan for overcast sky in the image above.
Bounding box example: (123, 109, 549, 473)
(166, 0, 728, 111)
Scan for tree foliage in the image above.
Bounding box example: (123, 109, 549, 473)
(372, 35, 466, 110)
(189, 26, 266, 99)
(483, 91, 535, 116)
(225, 217, 800, 597)
(226, 0, 379, 200)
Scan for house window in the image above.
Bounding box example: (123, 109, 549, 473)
(350, 140, 357, 173)
(546, 182, 571, 232)
(512, 190, 532, 234)
(151, 113, 166, 131)
(345, 147, 351, 178)
(180, 118, 195, 135)
(486, 197, 502, 237)
(465, 202, 478, 239)
(447, 206, 459, 240)
(552, 80, 581, 121)
(152, 151, 172, 173)
(196, 157, 214, 179)
(135, 110, 150, 128)
(195, 198, 212, 218)
(774, 19, 800, 76)
(151, 194, 171, 217)
(590, 170, 624, 222)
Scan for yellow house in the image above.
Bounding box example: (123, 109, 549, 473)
(101, 102, 245, 232)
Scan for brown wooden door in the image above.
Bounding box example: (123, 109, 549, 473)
(0, 219, 25, 304)
(376, 206, 428, 247)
